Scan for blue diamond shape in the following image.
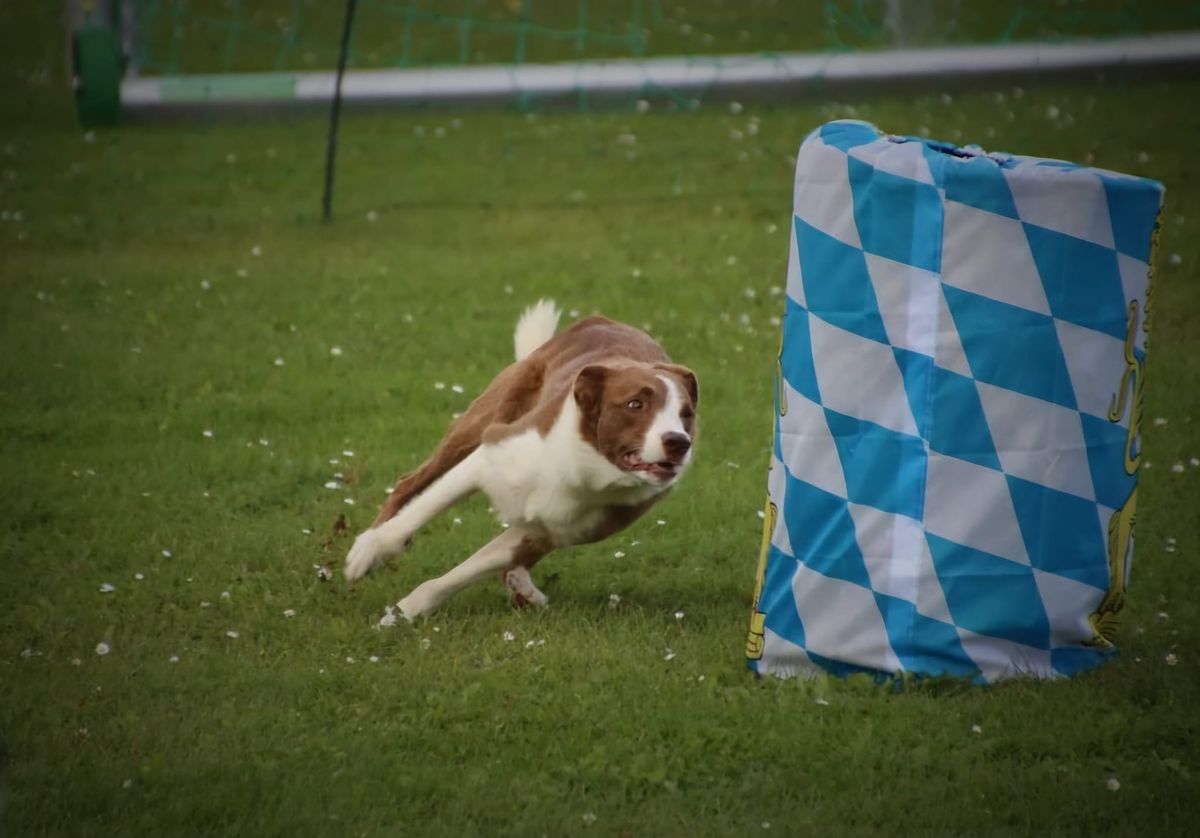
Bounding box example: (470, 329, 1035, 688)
(780, 296, 821, 405)
(794, 216, 890, 344)
(1024, 222, 1129, 340)
(927, 533, 1051, 650)
(1006, 474, 1108, 590)
(760, 545, 807, 651)
(848, 155, 944, 273)
(1098, 174, 1163, 263)
(781, 469, 872, 590)
(943, 285, 1078, 410)
(927, 366, 1001, 470)
(873, 592, 979, 677)
(824, 408, 927, 521)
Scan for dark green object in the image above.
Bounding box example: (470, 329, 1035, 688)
(74, 26, 122, 124)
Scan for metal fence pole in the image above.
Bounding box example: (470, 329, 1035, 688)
(322, 0, 359, 222)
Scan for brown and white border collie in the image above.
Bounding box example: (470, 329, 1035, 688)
(344, 300, 698, 621)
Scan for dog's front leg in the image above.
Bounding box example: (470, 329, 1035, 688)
(345, 449, 484, 581)
(397, 526, 551, 621)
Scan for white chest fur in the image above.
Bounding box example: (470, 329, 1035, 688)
(476, 397, 662, 545)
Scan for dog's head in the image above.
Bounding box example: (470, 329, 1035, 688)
(573, 362, 698, 486)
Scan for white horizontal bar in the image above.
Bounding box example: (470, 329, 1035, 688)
(121, 30, 1200, 111)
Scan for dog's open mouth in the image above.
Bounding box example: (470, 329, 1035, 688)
(622, 451, 679, 481)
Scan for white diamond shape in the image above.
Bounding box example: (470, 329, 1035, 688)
(976, 381, 1095, 501)
(955, 626, 1053, 682)
(808, 315, 920, 438)
(766, 454, 794, 558)
(942, 200, 1051, 315)
(791, 562, 902, 674)
(1032, 568, 1106, 648)
(778, 377, 848, 500)
(848, 136, 935, 186)
(1003, 163, 1115, 249)
(925, 452, 1029, 566)
(1054, 319, 1131, 425)
(849, 502, 953, 624)
(794, 137, 863, 249)
(865, 252, 940, 358)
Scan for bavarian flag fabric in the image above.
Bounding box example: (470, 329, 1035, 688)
(747, 120, 1164, 682)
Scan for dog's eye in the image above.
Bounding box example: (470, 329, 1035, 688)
(627, 399, 643, 410)
(680, 408, 694, 420)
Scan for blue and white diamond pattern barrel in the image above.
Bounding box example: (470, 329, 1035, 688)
(746, 120, 1164, 682)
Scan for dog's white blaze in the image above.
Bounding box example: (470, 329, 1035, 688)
(638, 374, 691, 466)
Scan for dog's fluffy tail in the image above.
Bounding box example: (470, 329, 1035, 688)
(513, 299, 561, 361)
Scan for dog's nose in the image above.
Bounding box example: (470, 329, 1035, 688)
(662, 432, 691, 459)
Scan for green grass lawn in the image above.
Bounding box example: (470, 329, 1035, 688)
(2, 25, 1200, 836)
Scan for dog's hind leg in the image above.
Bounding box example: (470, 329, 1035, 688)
(345, 448, 484, 581)
(503, 565, 549, 609)
(397, 526, 551, 620)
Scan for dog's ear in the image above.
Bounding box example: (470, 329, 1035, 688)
(654, 363, 699, 407)
(573, 364, 609, 427)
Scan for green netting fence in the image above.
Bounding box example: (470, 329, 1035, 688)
(130, 0, 1200, 78)
(77, 1, 1200, 218)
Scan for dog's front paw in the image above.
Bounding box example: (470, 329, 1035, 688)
(396, 591, 432, 622)
(344, 529, 389, 581)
